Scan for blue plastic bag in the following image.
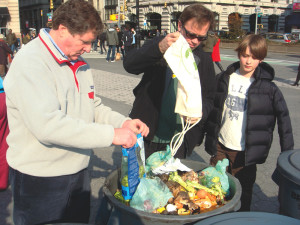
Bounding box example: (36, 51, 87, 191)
(120, 134, 146, 200)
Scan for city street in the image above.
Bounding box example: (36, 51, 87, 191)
(0, 48, 299, 225)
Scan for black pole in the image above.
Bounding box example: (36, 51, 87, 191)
(136, 0, 140, 48)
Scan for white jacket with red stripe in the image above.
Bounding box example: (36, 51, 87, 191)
(4, 29, 129, 177)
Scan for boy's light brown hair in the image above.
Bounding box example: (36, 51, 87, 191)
(235, 34, 267, 60)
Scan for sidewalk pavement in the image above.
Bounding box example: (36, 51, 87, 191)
(0, 51, 299, 225)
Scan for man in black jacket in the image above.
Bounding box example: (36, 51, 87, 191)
(123, 4, 216, 159)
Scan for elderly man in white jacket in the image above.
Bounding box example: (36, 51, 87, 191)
(3, 0, 149, 224)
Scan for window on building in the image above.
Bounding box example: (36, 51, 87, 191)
(105, 8, 117, 21)
(105, 0, 118, 5)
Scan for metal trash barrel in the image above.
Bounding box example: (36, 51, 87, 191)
(194, 212, 300, 225)
(97, 160, 241, 225)
(277, 149, 300, 219)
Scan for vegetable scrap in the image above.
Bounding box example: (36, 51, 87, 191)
(114, 167, 230, 215)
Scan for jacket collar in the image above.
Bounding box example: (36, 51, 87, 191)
(38, 28, 85, 65)
(225, 61, 275, 81)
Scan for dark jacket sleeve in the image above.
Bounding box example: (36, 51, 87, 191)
(184, 49, 216, 156)
(272, 84, 294, 151)
(123, 37, 164, 75)
(198, 50, 216, 121)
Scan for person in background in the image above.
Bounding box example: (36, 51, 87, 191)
(91, 36, 98, 52)
(0, 34, 13, 79)
(31, 31, 37, 39)
(122, 24, 133, 56)
(5, 29, 16, 57)
(116, 27, 125, 60)
(106, 25, 118, 62)
(205, 34, 294, 211)
(211, 33, 224, 72)
(4, 0, 149, 224)
(22, 31, 31, 46)
(0, 76, 9, 191)
(156, 29, 161, 37)
(123, 4, 216, 159)
(291, 62, 300, 86)
(202, 31, 217, 54)
(99, 30, 107, 54)
(131, 27, 136, 49)
(163, 29, 168, 36)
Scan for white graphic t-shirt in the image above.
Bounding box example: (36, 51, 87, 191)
(218, 70, 254, 151)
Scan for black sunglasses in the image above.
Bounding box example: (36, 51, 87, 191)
(181, 25, 208, 41)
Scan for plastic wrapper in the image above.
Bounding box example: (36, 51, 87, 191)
(130, 177, 174, 212)
(145, 145, 172, 173)
(120, 134, 146, 200)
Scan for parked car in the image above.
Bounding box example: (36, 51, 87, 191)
(261, 32, 297, 43)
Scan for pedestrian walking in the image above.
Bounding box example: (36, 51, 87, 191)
(21, 31, 31, 46)
(202, 31, 217, 53)
(91, 36, 98, 52)
(122, 24, 133, 56)
(0, 77, 9, 191)
(163, 29, 168, 36)
(156, 29, 161, 37)
(99, 30, 107, 54)
(212, 33, 224, 72)
(204, 34, 294, 212)
(291, 62, 300, 86)
(5, 29, 17, 57)
(3, 0, 149, 224)
(123, 4, 216, 159)
(131, 27, 136, 49)
(116, 27, 124, 60)
(106, 25, 118, 62)
(0, 34, 13, 79)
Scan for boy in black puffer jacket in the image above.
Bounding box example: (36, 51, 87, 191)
(205, 34, 294, 211)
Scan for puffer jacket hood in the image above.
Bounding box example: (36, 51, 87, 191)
(106, 28, 118, 46)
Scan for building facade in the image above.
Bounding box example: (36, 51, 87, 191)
(1, 0, 298, 39)
(18, 0, 104, 36)
(0, 0, 21, 38)
(120, 0, 299, 34)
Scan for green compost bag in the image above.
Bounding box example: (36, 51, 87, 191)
(145, 145, 172, 173)
(120, 134, 146, 200)
(200, 158, 230, 196)
(130, 177, 173, 212)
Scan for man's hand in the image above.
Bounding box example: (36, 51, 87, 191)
(113, 128, 137, 148)
(183, 115, 202, 124)
(112, 119, 149, 148)
(158, 32, 180, 54)
(122, 119, 149, 137)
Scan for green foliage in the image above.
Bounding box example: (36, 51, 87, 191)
(228, 13, 245, 40)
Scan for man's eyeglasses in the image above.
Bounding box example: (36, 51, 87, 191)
(181, 25, 207, 41)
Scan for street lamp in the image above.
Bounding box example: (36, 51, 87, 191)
(118, 0, 120, 28)
(255, 5, 261, 34)
(136, 0, 140, 48)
